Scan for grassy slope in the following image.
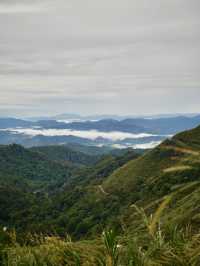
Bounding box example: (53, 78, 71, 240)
(45, 150, 140, 236)
(96, 125, 200, 232)
(1, 126, 200, 265)
(47, 125, 200, 238)
(29, 125, 200, 238)
(1, 126, 200, 238)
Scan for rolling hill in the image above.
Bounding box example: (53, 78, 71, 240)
(1, 125, 200, 265)
(46, 125, 200, 237)
(0, 125, 200, 239)
(94, 125, 200, 232)
(30, 145, 100, 167)
(0, 144, 75, 189)
(0, 143, 139, 234)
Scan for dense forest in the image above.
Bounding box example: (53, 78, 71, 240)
(1, 126, 200, 265)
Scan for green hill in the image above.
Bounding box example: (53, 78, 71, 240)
(0, 144, 79, 231)
(0, 144, 75, 189)
(30, 145, 100, 167)
(94, 125, 200, 232)
(0, 144, 139, 235)
(1, 125, 200, 236)
(1, 124, 200, 238)
(48, 125, 200, 238)
(1, 126, 200, 265)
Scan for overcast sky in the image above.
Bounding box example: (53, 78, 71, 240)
(0, 0, 199, 117)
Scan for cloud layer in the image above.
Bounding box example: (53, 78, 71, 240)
(0, 0, 199, 116)
(3, 128, 158, 141)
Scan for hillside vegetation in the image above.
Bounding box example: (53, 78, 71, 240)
(0, 144, 139, 236)
(0, 126, 200, 265)
(30, 145, 100, 167)
(47, 125, 200, 239)
(0, 144, 74, 189)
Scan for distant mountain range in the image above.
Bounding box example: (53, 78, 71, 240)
(27, 112, 200, 122)
(35, 115, 200, 134)
(0, 115, 200, 148)
(28, 113, 134, 122)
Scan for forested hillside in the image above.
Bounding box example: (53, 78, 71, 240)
(0, 144, 74, 189)
(0, 144, 139, 235)
(1, 126, 200, 265)
(45, 125, 200, 239)
(30, 145, 100, 167)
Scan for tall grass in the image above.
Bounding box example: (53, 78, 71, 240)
(101, 230, 119, 266)
(124, 197, 200, 266)
(1, 227, 200, 266)
(1, 197, 200, 266)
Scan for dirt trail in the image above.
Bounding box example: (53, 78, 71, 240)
(162, 145, 199, 156)
(98, 185, 109, 195)
(163, 165, 192, 173)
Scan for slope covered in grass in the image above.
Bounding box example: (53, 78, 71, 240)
(1, 126, 200, 265)
(52, 124, 200, 238)
(1, 125, 200, 241)
(94, 125, 200, 233)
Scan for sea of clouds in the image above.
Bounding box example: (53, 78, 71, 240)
(3, 128, 159, 141)
(111, 141, 162, 149)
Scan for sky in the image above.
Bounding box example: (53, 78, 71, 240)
(0, 0, 200, 117)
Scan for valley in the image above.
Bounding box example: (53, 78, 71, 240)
(0, 123, 200, 265)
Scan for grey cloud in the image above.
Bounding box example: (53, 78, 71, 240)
(0, 1, 44, 13)
(0, 0, 199, 116)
